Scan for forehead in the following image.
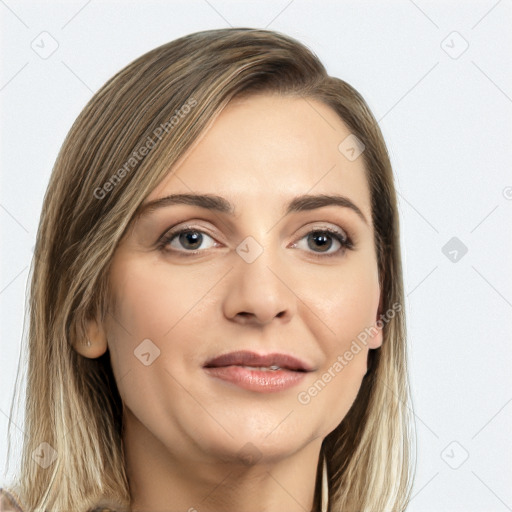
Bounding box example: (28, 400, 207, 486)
(145, 94, 372, 222)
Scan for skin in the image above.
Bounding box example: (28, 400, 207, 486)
(76, 94, 383, 512)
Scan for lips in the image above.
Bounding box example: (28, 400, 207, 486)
(203, 350, 313, 372)
(202, 350, 314, 393)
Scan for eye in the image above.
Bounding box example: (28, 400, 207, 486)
(291, 228, 354, 258)
(158, 227, 218, 254)
(157, 225, 354, 258)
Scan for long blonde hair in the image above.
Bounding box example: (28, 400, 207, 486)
(4, 28, 416, 511)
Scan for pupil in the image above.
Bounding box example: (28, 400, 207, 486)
(309, 232, 331, 252)
(180, 231, 202, 249)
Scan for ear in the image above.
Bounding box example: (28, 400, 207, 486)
(367, 294, 384, 350)
(72, 314, 108, 359)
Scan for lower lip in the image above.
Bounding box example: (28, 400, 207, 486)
(203, 365, 308, 393)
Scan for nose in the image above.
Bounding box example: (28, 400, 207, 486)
(222, 242, 296, 326)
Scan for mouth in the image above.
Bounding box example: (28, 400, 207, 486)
(202, 350, 314, 393)
(203, 350, 314, 372)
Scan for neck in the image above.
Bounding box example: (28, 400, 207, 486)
(123, 408, 324, 512)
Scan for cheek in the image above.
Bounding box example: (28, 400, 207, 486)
(297, 257, 379, 432)
(105, 255, 220, 384)
(107, 255, 211, 344)
(103, 258, 210, 430)
(108, 268, 175, 337)
(311, 255, 380, 352)
(104, 258, 181, 381)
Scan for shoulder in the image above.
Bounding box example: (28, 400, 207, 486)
(0, 488, 122, 512)
(0, 488, 24, 512)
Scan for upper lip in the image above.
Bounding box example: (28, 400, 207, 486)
(203, 350, 314, 372)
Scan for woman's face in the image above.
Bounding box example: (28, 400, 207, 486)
(93, 94, 382, 465)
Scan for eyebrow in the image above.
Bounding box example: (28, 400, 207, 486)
(133, 193, 369, 225)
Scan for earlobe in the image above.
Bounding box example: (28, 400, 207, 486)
(368, 324, 383, 350)
(73, 316, 108, 358)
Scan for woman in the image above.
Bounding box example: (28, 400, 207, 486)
(2, 27, 415, 511)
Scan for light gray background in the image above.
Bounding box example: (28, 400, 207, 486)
(1, 1, 511, 510)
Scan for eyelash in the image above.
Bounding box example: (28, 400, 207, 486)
(157, 225, 354, 259)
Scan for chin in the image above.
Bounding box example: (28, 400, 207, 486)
(195, 421, 315, 466)
(212, 440, 305, 467)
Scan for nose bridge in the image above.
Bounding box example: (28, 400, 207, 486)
(223, 232, 295, 324)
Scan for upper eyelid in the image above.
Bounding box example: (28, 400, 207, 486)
(162, 219, 349, 234)
(160, 221, 352, 245)
(158, 226, 353, 261)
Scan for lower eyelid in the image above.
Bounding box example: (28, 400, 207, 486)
(159, 226, 353, 254)
(160, 229, 217, 250)
(293, 230, 352, 253)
